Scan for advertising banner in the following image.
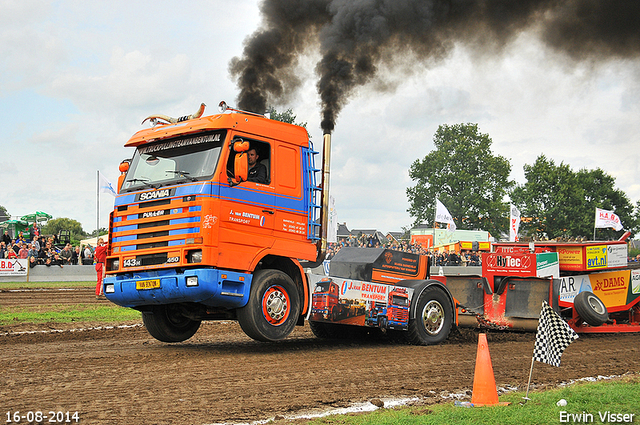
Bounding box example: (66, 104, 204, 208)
(632, 270, 640, 295)
(536, 252, 560, 278)
(307, 274, 414, 330)
(411, 234, 433, 249)
(0, 258, 28, 276)
(556, 246, 584, 271)
(606, 244, 627, 268)
(559, 269, 638, 309)
(585, 244, 627, 270)
(482, 252, 537, 277)
(509, 204, 521, 242)
(559, 274, 593, 304)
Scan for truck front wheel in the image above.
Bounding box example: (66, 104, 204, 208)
(142, 304, 201, 343)
(407, 286, 453, 345)
(237, 269, 300, 342)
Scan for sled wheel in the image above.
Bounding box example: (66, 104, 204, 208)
(142, 304, 201, 343)
(237, 269, 300, 342)
(574, 291, 608, 326)
(407, 286, 453, 345)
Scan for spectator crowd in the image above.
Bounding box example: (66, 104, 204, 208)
(325, 233, 482, 266)
(1, 229, 97, 268)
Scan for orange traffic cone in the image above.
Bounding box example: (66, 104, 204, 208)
(471, 333, 500, 406)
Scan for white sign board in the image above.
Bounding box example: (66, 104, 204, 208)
(0, 259, 28, 276)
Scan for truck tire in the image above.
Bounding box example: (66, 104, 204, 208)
(574, 291, 608, 327)
(407, 286, 453, 345)
(237, 269, 300, 342)
(142, 304, 201, 343)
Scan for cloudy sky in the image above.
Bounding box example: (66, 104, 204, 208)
(1, 0, 639, 235)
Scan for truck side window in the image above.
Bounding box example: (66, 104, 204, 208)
(227, 139, 270, 185)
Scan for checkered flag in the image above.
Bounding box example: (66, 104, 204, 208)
(532, 301, 579, 367)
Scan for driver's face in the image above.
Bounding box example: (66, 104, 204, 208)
(248, 149, 258, 166)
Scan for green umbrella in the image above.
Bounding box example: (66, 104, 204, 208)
(0, 219, 29, 237)
(20, 211, 52, 223)
(0, 219, 28, 227)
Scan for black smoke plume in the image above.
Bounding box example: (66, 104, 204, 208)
(230, 0, 640, 133)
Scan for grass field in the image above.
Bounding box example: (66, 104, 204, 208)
(0, 304, 140, 325)
(0, 281, 139, 325)
(0, 281, 95, 289)
(307, 376, 639, 425)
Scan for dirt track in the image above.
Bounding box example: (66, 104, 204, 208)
(1, 288, 640, 425)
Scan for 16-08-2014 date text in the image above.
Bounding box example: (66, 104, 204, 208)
(6, 411, 80, 423)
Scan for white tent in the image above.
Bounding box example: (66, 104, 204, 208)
(79, 236, 99, 246)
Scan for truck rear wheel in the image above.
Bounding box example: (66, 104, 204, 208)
(574, 291, 608, 326)
(237, 269, 300, 342)
(407, 286, 453, 345)
(142, 304, 201, 343)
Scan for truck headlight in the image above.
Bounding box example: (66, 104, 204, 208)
(186, 276, 199, 287)
(104, 284, 115, 294)
(110, 259, 120, 271)
(187, 250, 202, 263)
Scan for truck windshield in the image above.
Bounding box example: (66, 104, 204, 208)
(122, 131, 225, 192)
(314, 282, 332, 293)
(391, 295, 409, 307)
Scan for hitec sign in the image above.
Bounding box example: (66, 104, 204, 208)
(482, 252, 536, 277)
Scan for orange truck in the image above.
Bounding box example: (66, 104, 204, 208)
(103, 102, 564, 345)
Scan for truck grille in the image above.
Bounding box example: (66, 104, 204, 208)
(140, 253, 169, 266)
(110, 194, 202, 268)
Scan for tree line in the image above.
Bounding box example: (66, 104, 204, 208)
(407, 123, 639, 241)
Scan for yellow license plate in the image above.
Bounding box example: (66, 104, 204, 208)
(136, 279, 160, 290)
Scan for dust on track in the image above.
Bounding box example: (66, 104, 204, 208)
(1, 288, 639, 425)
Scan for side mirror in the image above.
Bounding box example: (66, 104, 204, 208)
(117, 160, 130, 194)
(229, 139, 249, 185)
(233, 140, 249, 153)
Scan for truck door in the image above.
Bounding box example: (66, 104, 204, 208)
(218, 137, 275, 268)
(272, 143, 308, 241)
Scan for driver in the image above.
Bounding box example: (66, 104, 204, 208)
(247, 148, 268, 184)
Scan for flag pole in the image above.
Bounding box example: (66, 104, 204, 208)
(523, 356, 535, 402)
(433, 199, 437, 254)
(96, 170, 99, 238)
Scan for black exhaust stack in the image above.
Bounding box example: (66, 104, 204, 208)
(304, 132, 331, 268)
